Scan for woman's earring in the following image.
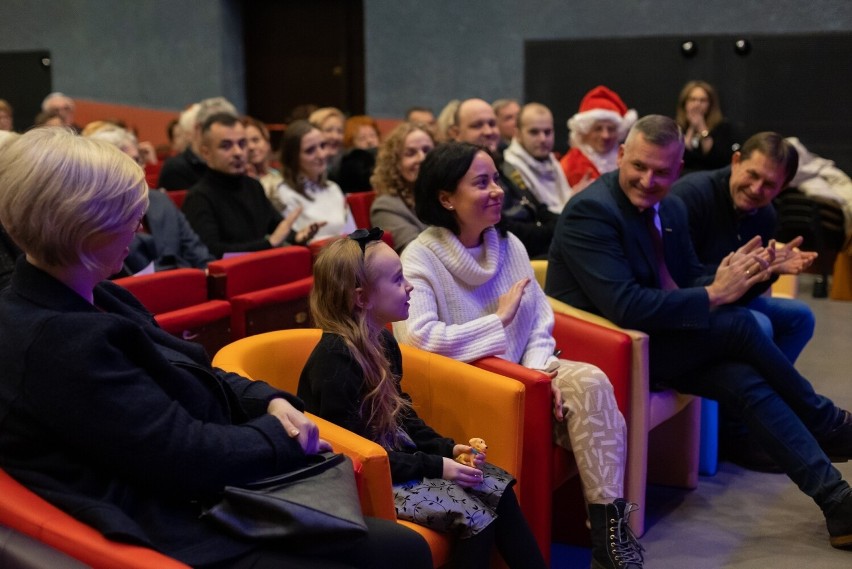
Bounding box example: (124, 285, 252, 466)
(447, 205, 454, 210)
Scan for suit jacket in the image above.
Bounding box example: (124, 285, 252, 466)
(545, 171, 714, 333)
(0, 258, 306, 566)
(125, 190, 215, 272)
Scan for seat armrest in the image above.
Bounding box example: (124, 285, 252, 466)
(307, 414, 396, 520)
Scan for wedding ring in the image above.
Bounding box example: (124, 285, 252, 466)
(745, 269, 751, 276)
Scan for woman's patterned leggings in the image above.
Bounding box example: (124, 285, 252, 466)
(549, 358, 626, 505)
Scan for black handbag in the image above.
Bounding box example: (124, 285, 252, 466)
(202, 452, 368, 540)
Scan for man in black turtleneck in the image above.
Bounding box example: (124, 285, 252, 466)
(182, 113, 316, 258)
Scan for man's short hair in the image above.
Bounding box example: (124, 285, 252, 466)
(405, 106, 432, 120)
(739, 132, 799, 187)
(195, 97, 238, 129)
(517, 102, 552, 130)
(626, 115, 684, 151)
(201, 112, 241, 136)
(492, 98, 518, 114)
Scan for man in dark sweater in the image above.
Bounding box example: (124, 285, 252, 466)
(182, 114, 318, 258)
(158, 97, 237, 191)
(671, 132, 817, 363)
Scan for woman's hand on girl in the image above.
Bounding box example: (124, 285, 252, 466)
(442, 457, 484, 487)
(496, 278, 529, 327)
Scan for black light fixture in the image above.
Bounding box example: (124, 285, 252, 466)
(734, 39, 752, 56)
(680, 40, 698, 58)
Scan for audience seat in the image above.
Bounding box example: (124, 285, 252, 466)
(471, 312, 630, 547)
(114, 269, 232, 356)
(0, 524, 91, 568)
(345, 190, 376, 228)
(212, 328, 530, 568)
(144, 162, 162, 190)
(206, 247, 314, 340)
(164, 189, 188, 209)
(549, 299, 700, 535)
(308, 232, 395, 262)
(0, 469, 189, 569)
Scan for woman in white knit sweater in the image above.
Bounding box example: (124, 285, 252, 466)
(394, 142, 644, 569)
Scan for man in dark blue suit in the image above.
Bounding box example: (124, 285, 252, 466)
(546, 115, 852, 550)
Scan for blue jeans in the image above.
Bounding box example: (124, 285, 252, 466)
(748, 295, 815, 363)
(650, 306, 848, 512)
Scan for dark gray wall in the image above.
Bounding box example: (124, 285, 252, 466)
(363, 0, 852, 117)
(2, 1, 850, 118)
(0, 0, 245, 111)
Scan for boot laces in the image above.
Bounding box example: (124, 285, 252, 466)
(610, 502, 645, 566)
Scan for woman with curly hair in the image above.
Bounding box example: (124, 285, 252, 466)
(369, 123, 434, 252)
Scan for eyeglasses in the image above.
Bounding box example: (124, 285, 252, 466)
(348, 227, 384, 255)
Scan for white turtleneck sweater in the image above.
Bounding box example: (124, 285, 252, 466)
(394, 226, 557, 369)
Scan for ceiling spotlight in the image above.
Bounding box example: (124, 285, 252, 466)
(734, 39, 751, 56)
(680, 41, 698, 58)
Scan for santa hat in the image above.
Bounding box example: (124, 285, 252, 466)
(567, 86, 638, 137)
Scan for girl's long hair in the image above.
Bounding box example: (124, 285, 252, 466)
(310, 238, 411, 449)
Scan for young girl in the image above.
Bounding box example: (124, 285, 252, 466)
(297, 228, 547, 569)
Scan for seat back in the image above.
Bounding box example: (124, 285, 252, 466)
(208, 248, 315, 339)
(115, 268, 208, 313)
(114, 269, 233, 355)
(346, 190, 376, 229)
(0, 470, 188, 569)
(165, 189, 188, 209)
(207, 247, 313, 298)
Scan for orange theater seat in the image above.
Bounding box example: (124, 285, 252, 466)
(114, 268, 232, 356)
(207, 247, 314, 340)
(0, 469, 189, 569)
(213, 328, 530, 567)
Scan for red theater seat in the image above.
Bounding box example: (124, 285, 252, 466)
(207, 247, 314, 340)
(345, 190, 376, 229)
(114, 269, 232, 356)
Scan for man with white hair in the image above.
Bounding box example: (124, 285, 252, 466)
(158, 98, 238, 190)
(560, 86, 637, 193)
(41, 92, 77, 130)
(503, 102, 572, 214)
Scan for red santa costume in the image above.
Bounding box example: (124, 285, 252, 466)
(560, 86, 637, 187)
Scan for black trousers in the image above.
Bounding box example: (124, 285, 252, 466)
(199, 517, 432, 569)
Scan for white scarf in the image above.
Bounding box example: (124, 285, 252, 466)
(503, 139, 573, 214)
(574, 140, 619, 180)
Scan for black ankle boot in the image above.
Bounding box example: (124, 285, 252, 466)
(588, 499, 644, 569)
(818, 410, 852, 462)
(826, 492, 852, 549)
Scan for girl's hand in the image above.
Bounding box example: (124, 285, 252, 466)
(453, 443, 486, 466)
(442, 457, 483, 487)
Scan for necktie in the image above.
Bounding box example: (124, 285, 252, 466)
(643, 208, 679, 290)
